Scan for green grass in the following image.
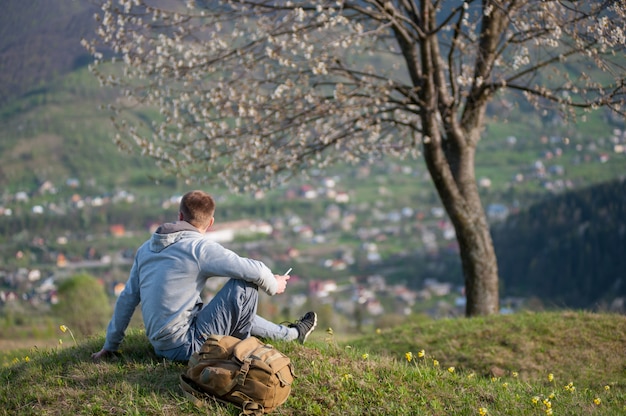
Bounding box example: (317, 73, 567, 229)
(1, 311, 624, 415)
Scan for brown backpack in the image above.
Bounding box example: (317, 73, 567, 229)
(180, 334, 295, 415)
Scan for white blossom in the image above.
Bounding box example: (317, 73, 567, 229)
(85, 0, 625, 191)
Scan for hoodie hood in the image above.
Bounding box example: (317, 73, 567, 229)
(150, 221, 200, 253)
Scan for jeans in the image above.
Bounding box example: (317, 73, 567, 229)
(154, 278, 297, 361)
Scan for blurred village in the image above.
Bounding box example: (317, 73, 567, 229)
(1, 129, 625, 330)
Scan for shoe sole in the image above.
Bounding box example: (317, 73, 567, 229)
(300, 313, 318, 344)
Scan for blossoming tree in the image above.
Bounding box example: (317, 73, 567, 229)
(85, 0, 625, 316)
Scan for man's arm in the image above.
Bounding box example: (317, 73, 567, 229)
(93, 258, 141, 358)
(199, 242, 280, 295)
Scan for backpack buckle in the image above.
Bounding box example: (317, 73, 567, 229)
(236, 358, 251, 385)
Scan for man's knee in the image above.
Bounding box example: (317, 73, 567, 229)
(222, 279, 258, 305)
(224, 278, 258, 292)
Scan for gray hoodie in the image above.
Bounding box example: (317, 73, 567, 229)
(103, 221, 277, 352)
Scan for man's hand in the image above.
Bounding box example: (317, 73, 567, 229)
(91, 348, 115, 361)
(274, 273, 291, 294)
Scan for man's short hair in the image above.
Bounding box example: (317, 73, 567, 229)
(180, 190, 215, 228)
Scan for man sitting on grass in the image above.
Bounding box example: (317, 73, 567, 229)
(92, 190, 317, 362)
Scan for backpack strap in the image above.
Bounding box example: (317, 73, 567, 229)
(179, 375, 207, 408)
(235, 358, 251, 386)
(231, 391, 265, 416)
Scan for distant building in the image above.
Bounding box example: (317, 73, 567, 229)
(206, 219, 273, 243)
(335, 191, 350, 203)
(110, 224, 126, 237)
(300, 185, 318, 199)
(15, 191, 29, 202)
(309, 280, 338, 297)
(423, 278, 452, 297)
(487, 204, 509, 221)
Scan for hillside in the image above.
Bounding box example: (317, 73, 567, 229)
(1, 0, 625, 195)
(0, 0, 625, 318)
(1, 311, 624, 415)
(493, 178, 626, 309)
(0, 0, 161, 190)
(0, 66, 160, 191)
(0, 0, 97, 107)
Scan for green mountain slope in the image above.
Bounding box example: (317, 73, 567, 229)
(0, 1, 163, 190)
(0, 66, 162, 191)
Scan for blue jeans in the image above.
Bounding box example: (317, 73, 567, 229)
(154, 278, 296, 361)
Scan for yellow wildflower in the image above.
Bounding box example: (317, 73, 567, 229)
(375, 328, 381, 334)
(362, 353, 369, 360)
(532, 396, 540, 405)
(447, 367, 455, 374)
(543, 399, 551, 409)
(24, 356, 30, 363)
(59, 324, 77, 346)
(512, 371, 519, 378)
(502, 382, 508, 389)
(432, 359, 439, 367)
(604, 385, 610, 391)
(417, 349, 425, 358)
(405, 352, 413, 362)
(547, 373, 554, 382)
(478, 407, 488, 416)
(594, 398, 601, 406)
(545, 409, 553, 416)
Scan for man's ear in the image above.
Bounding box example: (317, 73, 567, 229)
(178, 211, 184, 221)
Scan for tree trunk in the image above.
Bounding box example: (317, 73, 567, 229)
(422, 131, 500, 316)
(409, 0, 499, 316)
(452, 188, 499, 316)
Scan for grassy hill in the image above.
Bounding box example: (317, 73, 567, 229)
(0, 64, 165, 192)
(1, 311, 624, 415)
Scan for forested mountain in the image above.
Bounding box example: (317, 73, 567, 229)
(493, 178, 626, 309)
(0, 1, 157, 191)
(0, 0, 96, 106)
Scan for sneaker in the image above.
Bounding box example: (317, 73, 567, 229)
(288, 311, 317, 344)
